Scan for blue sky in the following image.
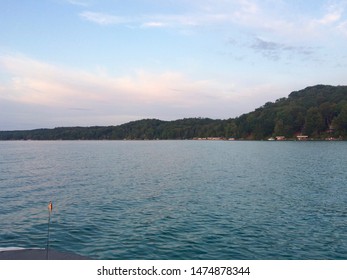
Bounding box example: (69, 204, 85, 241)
(1, 0, 347, 130)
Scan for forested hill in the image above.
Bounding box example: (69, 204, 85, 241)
(1, 85, 347, 140)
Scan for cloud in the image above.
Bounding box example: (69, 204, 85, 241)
(67, 0, 91, 7)
(74, 0, 347, 41)
(319, 11, 342, 25)
(79, 11, 219, 28)
(141, 22, 167, 28)
(79, 11, 127, 25)
(76, 0, 258, 28)
(250, 37, 315, 61)
(228, 0, 347, 40)
(338, 20, 347, 35)
(301, 3, 347, 38)
(0, 54, 245, 127)
(2, 52, 328, 130)
(306, 6, 343, 33)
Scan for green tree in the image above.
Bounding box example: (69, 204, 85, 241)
(303, 107, 325, 136)
(319, 102, 337, 128)
(332, 104, 347, 135)
(274, 119, 285, 136)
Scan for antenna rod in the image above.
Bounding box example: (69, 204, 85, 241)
(46, 201, 53, 260)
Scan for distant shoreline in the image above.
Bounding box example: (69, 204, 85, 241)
(1, 85, 347, 141)
(0, 138, 345, 142)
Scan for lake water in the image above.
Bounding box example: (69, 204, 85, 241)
(0, 141, 346, 260)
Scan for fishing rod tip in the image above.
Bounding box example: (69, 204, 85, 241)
(48, 201, 53, 212)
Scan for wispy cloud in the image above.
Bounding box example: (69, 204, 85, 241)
(1, 53, 290, 128)
(0, 54, 237, 116)
(141, 22, 167, 28)
(67, 0, 91, 7)
(215, 0, 347, 40)
(338, 20, 347, 35)
(318, 10, 342, 25)
(79, 11, 224, 28)
(75, 0, 259, 28)
(303, 3, 346, 36)
(79, 11, 128, 25)
(250, 37, 315, 61)
(75, 0, 347, 42)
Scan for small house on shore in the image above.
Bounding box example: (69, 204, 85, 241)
(297, 135, 308, 141)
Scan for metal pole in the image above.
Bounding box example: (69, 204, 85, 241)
(46, 201, 53, 260)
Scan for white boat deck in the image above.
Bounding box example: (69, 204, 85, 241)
(0, 248, 91, 260)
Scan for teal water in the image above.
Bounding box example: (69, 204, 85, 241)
(0, 141, 346, 259)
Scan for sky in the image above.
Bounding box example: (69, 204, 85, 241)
(1, 0, 347, 130)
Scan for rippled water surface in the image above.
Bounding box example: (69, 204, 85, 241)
(0, 141, 346, 259)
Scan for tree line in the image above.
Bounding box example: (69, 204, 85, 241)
(1, 85, 347, 140)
